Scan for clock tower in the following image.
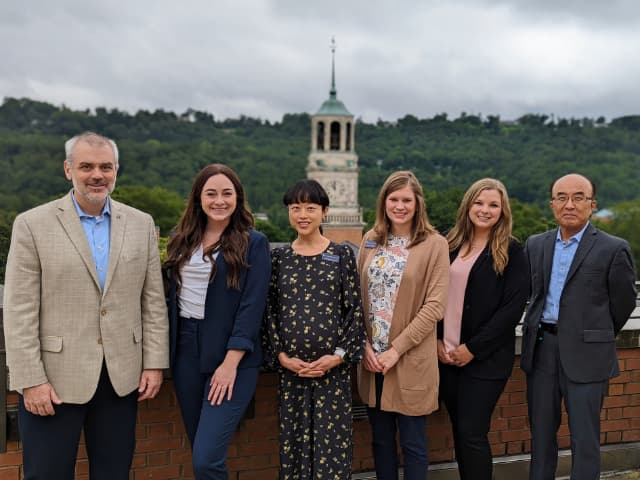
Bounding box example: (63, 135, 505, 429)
(307, 38, 365, 244)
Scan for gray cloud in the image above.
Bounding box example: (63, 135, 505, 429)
(1, 0, 639, 122)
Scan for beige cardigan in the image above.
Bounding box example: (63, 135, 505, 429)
(357, 229, 449, 416)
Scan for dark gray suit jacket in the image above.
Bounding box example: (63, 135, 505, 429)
(520, 223, 636, 383)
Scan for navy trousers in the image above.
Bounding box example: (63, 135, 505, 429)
(439, 363, 508, 480)
(173, 317, 259, 480)
(367, 373, 429, 480)
(18, 363, 138, 480)
(527, 329, 608, 480)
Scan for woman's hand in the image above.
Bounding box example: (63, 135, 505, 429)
(278, 352, 314, 375)
(377, 347, 400, 375)
(300, 354, 342, 377)
(208, 362, 237, 406)
(208, 350, 244, 405)
(362, 340, 383, 373)
(449, 343, 474, 367)
(437, 340, 454, 364)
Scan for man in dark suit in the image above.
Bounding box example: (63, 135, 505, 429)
(520, 173, 637, 480)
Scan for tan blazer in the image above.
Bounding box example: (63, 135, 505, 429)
(357, 230, 449, 416)
(3, 192, 169, 404)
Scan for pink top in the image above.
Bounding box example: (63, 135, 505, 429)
(443, 248, 482, 352)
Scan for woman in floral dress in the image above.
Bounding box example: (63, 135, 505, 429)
(264, 179, 366, 480)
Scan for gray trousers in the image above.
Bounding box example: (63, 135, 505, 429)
(526, 330, 608, 480)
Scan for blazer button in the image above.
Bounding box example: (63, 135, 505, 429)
(101, 309, 107, 316)
(97, 337, 103, 344)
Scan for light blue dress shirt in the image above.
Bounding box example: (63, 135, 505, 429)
(71, 193, 111, 290)
(541, 222, 590, 324)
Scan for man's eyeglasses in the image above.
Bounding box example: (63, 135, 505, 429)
(551, 194, 593, 205)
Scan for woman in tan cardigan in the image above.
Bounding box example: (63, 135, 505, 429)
(357, 171, 449, 480)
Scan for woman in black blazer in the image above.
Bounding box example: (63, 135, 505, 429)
(165, 164, 270, 480)
(437, 178, 528, 480)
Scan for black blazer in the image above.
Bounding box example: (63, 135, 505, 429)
(167, 229, 271, 372)
(520, 224, 637, 382)
(438, 240, 529, 380)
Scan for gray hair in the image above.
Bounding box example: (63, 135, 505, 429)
(65, 131, 119, 169)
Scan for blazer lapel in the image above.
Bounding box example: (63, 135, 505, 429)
(56, 193, 101, 290)
(541, 229, 556, 294)
(565, 224, 597, 285)
(103, 200, 125, 296)
(202, 248, 226, 307)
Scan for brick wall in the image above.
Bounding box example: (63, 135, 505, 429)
(1, 348, 639, 479)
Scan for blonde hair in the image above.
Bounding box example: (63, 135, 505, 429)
(373, 171, 437, 247)
(447, 178, 513, 274)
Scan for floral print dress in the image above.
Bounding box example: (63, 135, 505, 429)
(264, 242, 366, 480)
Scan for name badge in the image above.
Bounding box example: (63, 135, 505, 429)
(322, 253, 340, 263)
(364, 240, 377, 248)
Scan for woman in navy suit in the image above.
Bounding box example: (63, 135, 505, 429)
(437, 178, 528, 480)
(165, 164, 270, 480)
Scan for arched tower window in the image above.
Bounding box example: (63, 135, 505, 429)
(316, 121, 325, 150)
(346, 122, 352, 151)
(330, 121, 340, 150)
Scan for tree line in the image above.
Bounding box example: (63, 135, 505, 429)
(0, 97, 639, 282)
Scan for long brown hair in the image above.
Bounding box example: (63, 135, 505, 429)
(447, 178, 513, 274)
(372, 171, 437, 247)
(165, 164, 254, 289)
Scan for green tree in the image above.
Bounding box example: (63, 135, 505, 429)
(254, 219, 290, 242)
(425, 188, 464, 233)
(595, 200, 640, 277)
(510, 199, 555, 241)
(111, 185, 185, 236)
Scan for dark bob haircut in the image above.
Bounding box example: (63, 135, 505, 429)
(282, 179, 330, 208)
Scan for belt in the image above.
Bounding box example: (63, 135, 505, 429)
(538, 322, 558, 335)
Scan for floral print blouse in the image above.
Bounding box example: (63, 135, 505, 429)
(367, 234, 409, 354)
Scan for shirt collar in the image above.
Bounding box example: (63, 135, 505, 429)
(555, 221, 589, 244)
(71, 192, 111, 218)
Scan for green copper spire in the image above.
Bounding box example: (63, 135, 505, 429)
(316, 37, 352, 116)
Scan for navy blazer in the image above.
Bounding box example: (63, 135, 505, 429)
(438, 240, 529, 379)
(167, 229, 271, 372)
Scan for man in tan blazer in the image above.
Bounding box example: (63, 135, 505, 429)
(3, 131, 169, 480)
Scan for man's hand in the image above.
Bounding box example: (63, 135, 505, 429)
(138, 369, 163, 401)
(23, 383, 62, 416)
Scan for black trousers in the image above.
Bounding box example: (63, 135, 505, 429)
(526, 330, 607, 480)
(18, 363, 138, 480)
(439, 363, 508, 480)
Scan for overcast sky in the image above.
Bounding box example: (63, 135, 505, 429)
(1, 0, 639, 122)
